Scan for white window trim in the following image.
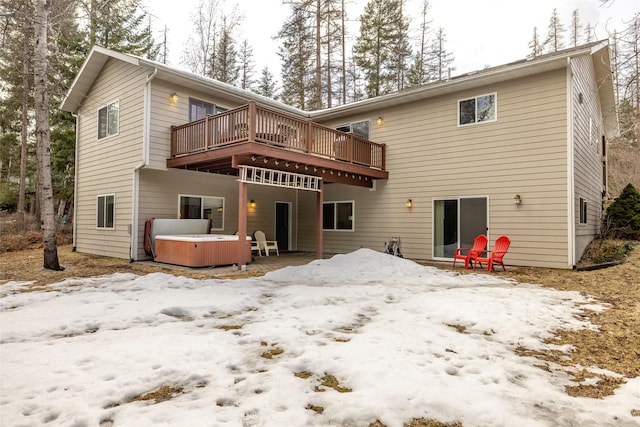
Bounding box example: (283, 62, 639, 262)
(322, 200, 355, 232)
(97, 99, 120, 141)
(457, 92, 497, 127)
(96, 194, 115, 230)
(178, 194, 225, 230)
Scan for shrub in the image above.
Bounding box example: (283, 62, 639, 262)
(603, 183, 640, 239)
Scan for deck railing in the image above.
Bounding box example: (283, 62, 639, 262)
(170, 101, 386, 170)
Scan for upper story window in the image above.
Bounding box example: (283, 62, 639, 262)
(323, 201, 354, 231)
(97, 194, 115, 229)
(98, 100, 119, 140)
(336, 120, 370, 140)
(179, 194, 224, 230)
(189, 98, 227, 121)
(458, 93, 496, 126)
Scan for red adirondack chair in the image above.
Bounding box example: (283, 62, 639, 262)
(472, 235, 511, 272)
(452, 234, 488, 269)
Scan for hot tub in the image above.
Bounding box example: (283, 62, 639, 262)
(154, 234, 252, 267)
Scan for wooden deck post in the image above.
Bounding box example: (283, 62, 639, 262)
(237, 180, 248, 269)
(306, 119, 313, 153)
(170, 125, 176, 157)
(316, 180, 323, 259)
(248, 101, 257, 143)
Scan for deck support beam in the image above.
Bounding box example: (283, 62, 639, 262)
(316, 180, 323, 259)
(237, 180, 248, 270)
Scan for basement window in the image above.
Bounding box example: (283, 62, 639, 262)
(178, 194, 224, 230)
(579, 197, 588, 224)
(323, 201, 354, 231)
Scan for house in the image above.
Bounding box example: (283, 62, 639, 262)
(61, 40, 617, 269)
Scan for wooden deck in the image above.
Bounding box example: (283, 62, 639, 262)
(168, 101, 388, 188)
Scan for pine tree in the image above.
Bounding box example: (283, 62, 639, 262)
(543, 8, 565, 53)
(392, 0, 412, 91)
(255, 66, 279, 99)
(407, 0, 432, 87)
(570, 9, 582, 47)
(584, 23, 594, 43)
(321, 0, 345, 108)
(428, 27, 454, 81)
(0, 0, 33, 218)
(528, 26, 543, 58)
(277, 2, 315, 109)
(354, 0, 410, 98)
(238, 39, 256, 90)
(83, 0, 160, 59)
(48, 0, 86, 212)
(212, 14, 240, 84)
(605, 183, 640, 238)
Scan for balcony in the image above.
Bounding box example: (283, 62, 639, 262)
(168, 101, 388, 188)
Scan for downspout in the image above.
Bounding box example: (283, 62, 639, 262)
(566, 57, 576, 268)
(130, 67, 157, 262)
(71, 112, 79, 252)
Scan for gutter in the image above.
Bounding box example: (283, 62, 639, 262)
(566, 57, 576, 268)
(72, 112, 79, 251)
(130, 67, 157, 261)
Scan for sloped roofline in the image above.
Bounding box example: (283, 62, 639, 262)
(61, 41, 616, 136)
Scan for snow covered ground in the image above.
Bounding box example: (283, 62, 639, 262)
(1, 249, 638, 427)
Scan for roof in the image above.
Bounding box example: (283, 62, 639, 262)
(61, 41, 618, 137)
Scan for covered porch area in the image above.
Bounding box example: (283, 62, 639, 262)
(166, 101, 388, 269)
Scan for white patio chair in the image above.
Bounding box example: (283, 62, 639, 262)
(254, 230, 279, 256)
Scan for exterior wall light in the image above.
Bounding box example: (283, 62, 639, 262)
(377, 116, 384, 126)
(249, 200, 256, 208)
(513, 194, 522, 205)
(406, 199, 413, 208)
(169, 92, 178, 103)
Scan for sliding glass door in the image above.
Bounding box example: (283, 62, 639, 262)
(433, 197, 488, 258)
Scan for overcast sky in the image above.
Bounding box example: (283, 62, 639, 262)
(143, 0, 637, 82)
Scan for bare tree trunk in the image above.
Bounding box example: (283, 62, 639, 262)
(315, 0, 321, 109)
(34, 0, 62, 271)
(325, 0, 332, 108)
(341, 0, 346, 105)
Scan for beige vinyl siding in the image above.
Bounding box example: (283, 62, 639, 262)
(136, 168, 301, 260)
(296, 190, 320, 252)
(148, 80, 190, 169)
(74, 59, 147, 259)
(571, 55, 606, 261)
(147, 80, 248, 169)
(318, 69, 570, 268)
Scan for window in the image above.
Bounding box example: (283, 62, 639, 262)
(98, 101, 119, 139)
(579, 197, 588, 224)
(189, 98, 227, 121)
(323, 201, 354, 231)
(179, 194, 224, 230)
(458, 93, 496, 126)
(336, 120, 370, 139)
(97, 194, 115, 229)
